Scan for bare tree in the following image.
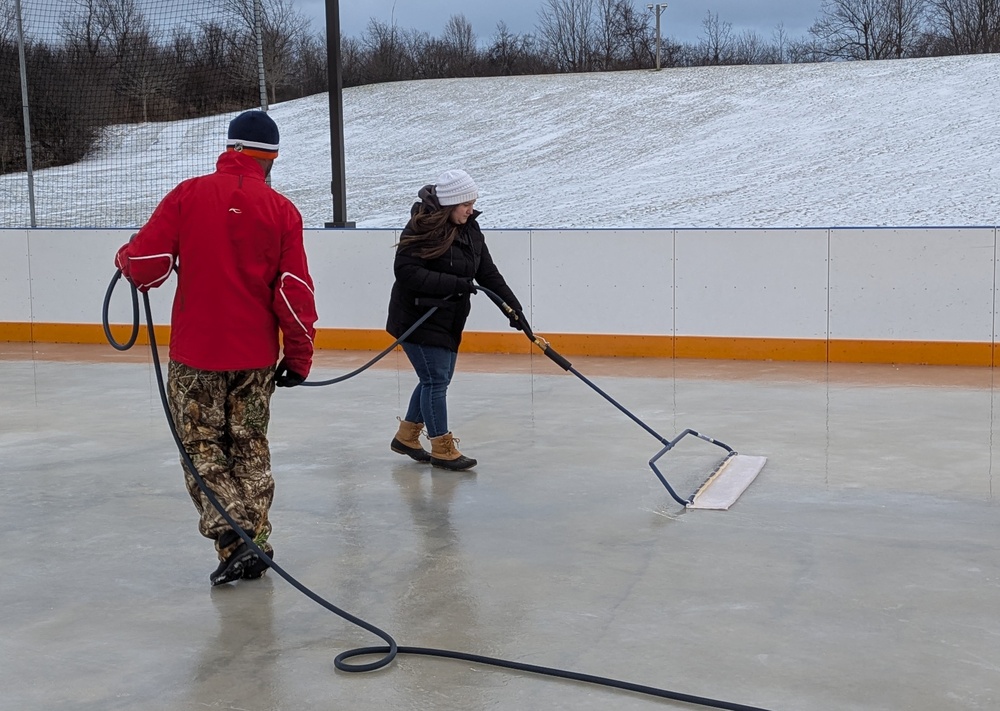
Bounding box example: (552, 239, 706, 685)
(0, 0, 16, 45)
(443, 14, 475, 58)
(593, 0, 619, 69)
(361, 18, 408, 83)
(882, 0, 928, 56)
(61, 0, 110, 58)
(487, 21, 520, 74)
(486, 21, 548, 75)
(768, 22, 789, 63)
(787, 36, 829, 62)
(116, 30, 179, 121)
(537, 0, 596, 71)
(699, 11, 733, 64)
(95, 0, 178, 121)
(189, 22, 236, 106)
(927, 0, 1000, 53)
(60, 0, 117, 125)
(101, 0, 148, 64)
(291, 31, 327, 96)
(808, 0, 923, 59)
(614, 0, 654, 67)
(340, 34, 365, 86)
(225, 0, 311, 103)
(0, 0, 22, 173)
(414, 35, 451, 79)
(260, 0, 310, 102)
(591, 0, 654, 69)
(439, 14, 477, 75)
(733, 29, 767, 64)
(810, 0, 881, 58)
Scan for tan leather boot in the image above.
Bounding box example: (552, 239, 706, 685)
(391, 418, 431, 462)
(429, 432, 477, 471)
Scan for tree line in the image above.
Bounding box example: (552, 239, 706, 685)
(2, 0, 999, 175)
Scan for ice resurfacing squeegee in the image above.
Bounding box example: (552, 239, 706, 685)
(477, 287, 766, 509)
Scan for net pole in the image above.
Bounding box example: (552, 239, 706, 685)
(324, 0, 352, 227)
(14, 0, 36, 227)
(254, 0, 268, 110)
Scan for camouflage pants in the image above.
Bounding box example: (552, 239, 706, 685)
(167, 360, 276, 561)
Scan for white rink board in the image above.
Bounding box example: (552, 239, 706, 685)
(5, 226, 1000, 353)
(0, 229, 30, 322)
(675, 229, 829, 339)
(463, 230, 532, 333)
(829, 227, 996, 342)
(27, 229, 174, 325)
(530, 229, 673, 335)
(306, 229, 397, 330)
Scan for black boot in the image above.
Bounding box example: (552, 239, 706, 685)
(429, 432, 477, 471)
(391, 419, 431, 462)
(210, 528, 259, 586)
(242, 543, 273, 580)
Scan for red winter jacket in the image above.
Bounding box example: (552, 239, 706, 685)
(115, 151, 317, 377)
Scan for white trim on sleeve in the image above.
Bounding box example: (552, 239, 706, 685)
(278, 272, 315, 343)
(129, 253, 174, 290)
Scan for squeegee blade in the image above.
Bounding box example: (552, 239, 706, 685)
(686, 455, 767, 510)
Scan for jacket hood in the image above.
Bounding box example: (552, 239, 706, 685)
(417, 184, 440, 211)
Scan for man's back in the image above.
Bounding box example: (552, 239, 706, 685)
(117, 150, 316, 375)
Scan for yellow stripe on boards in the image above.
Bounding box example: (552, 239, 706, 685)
(830, 339, 992, 367)
(0, 322, 32, 341)
(0, 323, 995, 367)
(675, 336, 827, 363)
(0, 322, 170, 345)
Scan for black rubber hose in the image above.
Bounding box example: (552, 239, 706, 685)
(102, 272, 779, 710)
(300, 307, 438, 387)
(102, 269, 140, 351)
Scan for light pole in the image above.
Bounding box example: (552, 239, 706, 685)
(646, 3, 668, 71)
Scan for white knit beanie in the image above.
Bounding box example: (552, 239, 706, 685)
(435, 169, 479, 206)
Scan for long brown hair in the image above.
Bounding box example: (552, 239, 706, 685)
(398, 205, 461, 260)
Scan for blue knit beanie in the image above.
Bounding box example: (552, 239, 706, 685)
(227, 110, 279, 160)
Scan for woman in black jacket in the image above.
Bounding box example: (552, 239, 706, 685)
(386, 169, 524, 470)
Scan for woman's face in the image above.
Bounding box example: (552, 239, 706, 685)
(448, 200, 476, 225)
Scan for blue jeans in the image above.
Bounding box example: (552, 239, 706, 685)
(401, 343, 458, 439)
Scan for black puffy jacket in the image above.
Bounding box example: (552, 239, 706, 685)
(386, 206, 522, 351)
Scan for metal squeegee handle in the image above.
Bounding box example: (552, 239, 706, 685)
(475, 285, 667, 444)
(474, 286, 736, 507)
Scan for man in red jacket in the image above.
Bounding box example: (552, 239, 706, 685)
(115, 110, 318, 586)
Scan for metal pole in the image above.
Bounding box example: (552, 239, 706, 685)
(254, 0, 268, 110)
(324, 0, 353, 227)
(646, 4, 667, 71)
(14, 0, 36, 227)
(655, 9, 662, 70)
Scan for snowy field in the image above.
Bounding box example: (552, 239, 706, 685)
(2, 53, 998, 230)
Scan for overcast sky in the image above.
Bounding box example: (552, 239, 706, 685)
(297, 0, 827, 44)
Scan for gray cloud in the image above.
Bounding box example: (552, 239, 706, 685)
(300, 0, 826, 44)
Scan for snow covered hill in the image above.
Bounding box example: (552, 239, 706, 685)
(3, 54, 998, 229)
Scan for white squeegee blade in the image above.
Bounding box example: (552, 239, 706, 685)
(687, 454, 767, 510)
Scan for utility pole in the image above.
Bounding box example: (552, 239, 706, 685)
(646, 3, 668, 71)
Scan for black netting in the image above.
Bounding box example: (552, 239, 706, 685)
(1, 0, 273, 227)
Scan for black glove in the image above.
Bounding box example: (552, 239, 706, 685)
(274, 359, 306, 387)
(458, 278, 477, 295)
(508, 310, 525, 331)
